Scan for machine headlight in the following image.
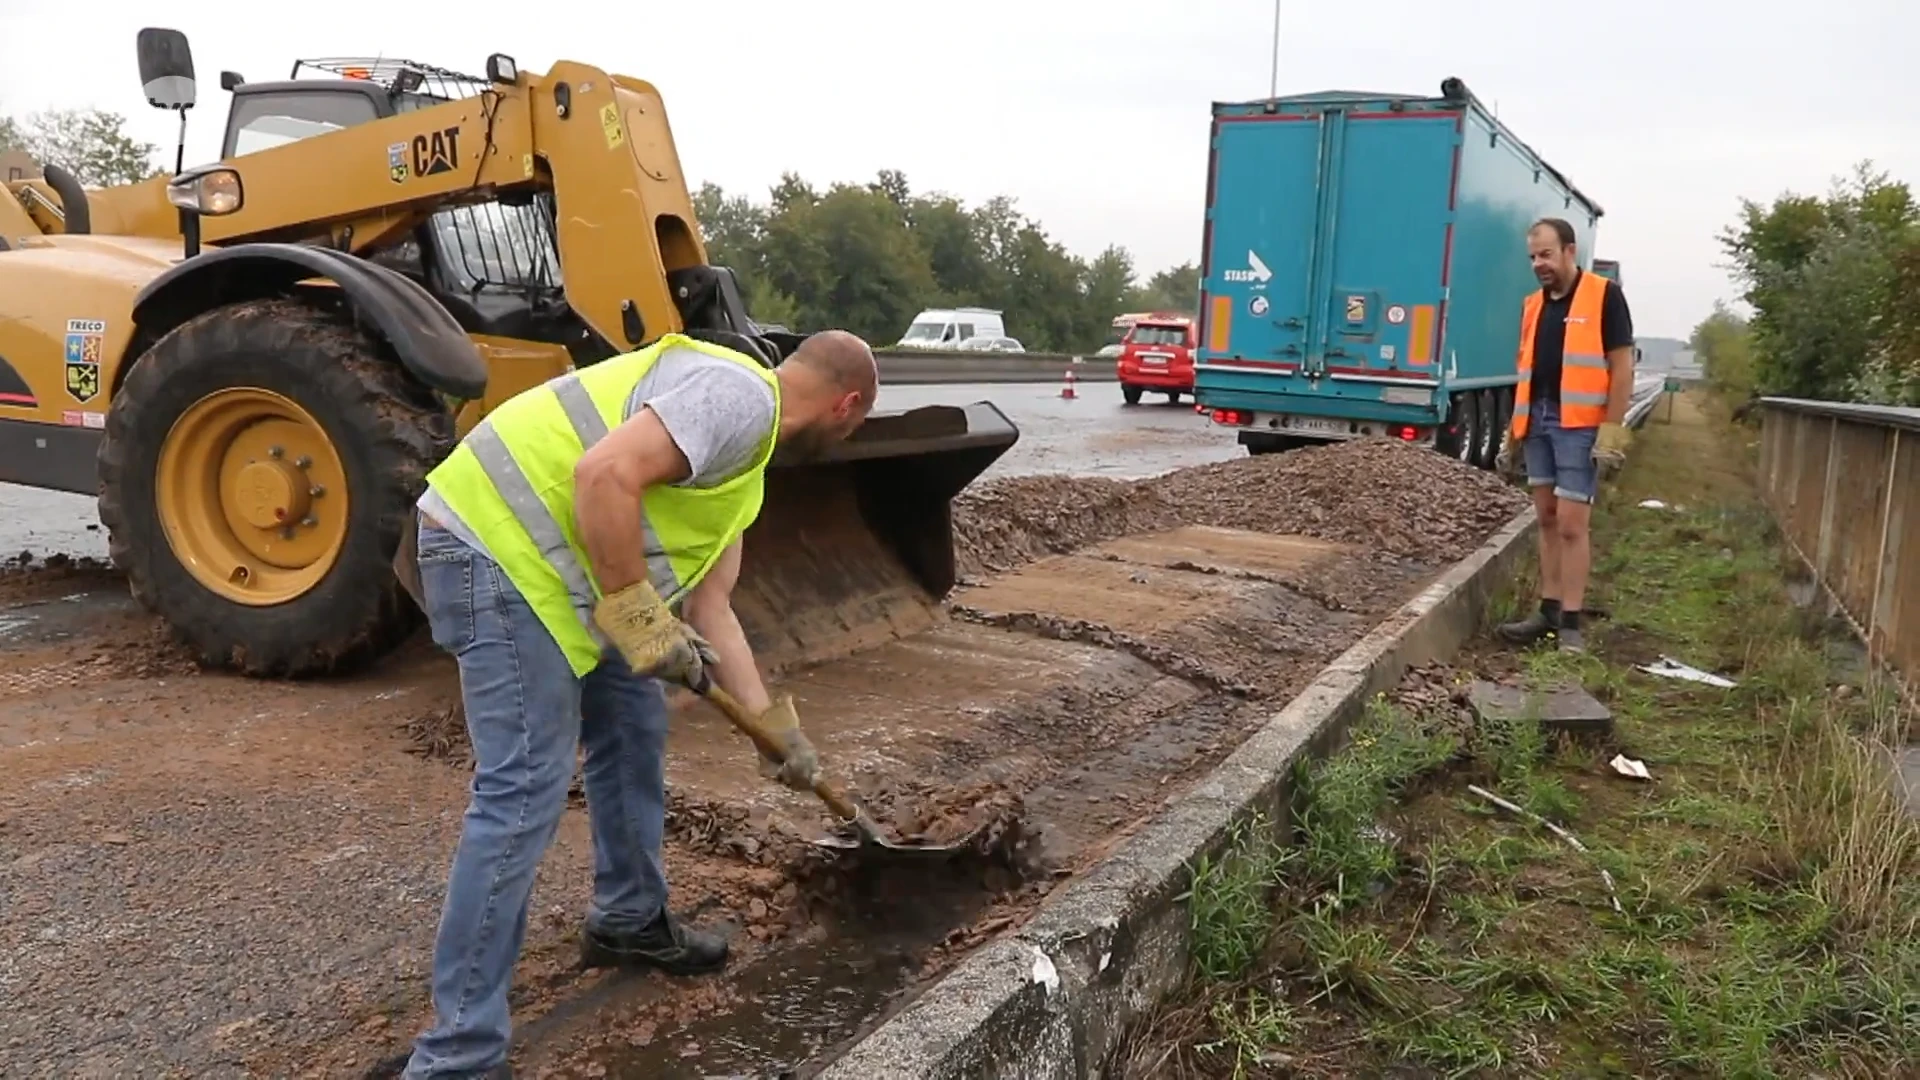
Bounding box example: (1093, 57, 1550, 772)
(166, 165, 244, 217)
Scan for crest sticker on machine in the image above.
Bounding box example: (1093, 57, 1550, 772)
(63, 318, 105, 403)
(1248, 295, 1270, 316)
(387, 141, 408, 184)
(1344, 294, 1367, 323)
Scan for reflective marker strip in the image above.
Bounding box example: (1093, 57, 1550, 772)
(1408, 304, 1435, 365)
(1208, 295, 1232, 354)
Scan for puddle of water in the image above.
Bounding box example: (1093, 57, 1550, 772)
(565, 860, 1003, 1079)
(0, 588, 137, 648)
(600, 935, 915, 1079)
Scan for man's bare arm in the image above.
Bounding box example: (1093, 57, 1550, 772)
(573, 407, 691, 593)
(1604, 345, 1635, 423)
(680, 540, 773, 713)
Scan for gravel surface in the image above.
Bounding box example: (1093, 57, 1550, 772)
(956, 437, 1531, 576)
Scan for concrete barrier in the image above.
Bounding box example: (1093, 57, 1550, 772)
(820, 506, 1539, 1080)
(876, 350, 1117, 385)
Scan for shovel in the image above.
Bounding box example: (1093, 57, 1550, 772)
(691, 681, 982, 859)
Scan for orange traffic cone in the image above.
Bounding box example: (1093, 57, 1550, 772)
(1059, 368, 1077, 400)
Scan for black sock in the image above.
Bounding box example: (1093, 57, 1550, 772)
(1540, 598, 1563, 625)
(1560, 609, 1582, 631)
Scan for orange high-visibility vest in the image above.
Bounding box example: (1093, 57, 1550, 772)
(1511, 269, 1612, 437)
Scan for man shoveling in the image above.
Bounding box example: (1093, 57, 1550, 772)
(392, 329, 877, 1079)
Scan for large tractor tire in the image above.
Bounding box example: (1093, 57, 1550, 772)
(98, 298, 454, 677)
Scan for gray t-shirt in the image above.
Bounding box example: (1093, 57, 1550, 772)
(417, 345, 777, 563)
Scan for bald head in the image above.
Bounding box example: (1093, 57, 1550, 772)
(773, 328, 879, 454)
(787, 329, 879, 408)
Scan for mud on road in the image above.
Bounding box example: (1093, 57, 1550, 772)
(0, 439, 1528, 1079)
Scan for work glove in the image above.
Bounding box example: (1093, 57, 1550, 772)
(592, 580, 717, 689)
(1494, 431, 1523, 479)
(754, 694, 821, 791)
(1592, 421, 1631, 479)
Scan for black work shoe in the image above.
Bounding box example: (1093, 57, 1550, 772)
(580, 908, 728, 975)
(1556, 626, 1587, 654)
(1496, 608, 1556, 646)
(361, 1053, 511, 1079)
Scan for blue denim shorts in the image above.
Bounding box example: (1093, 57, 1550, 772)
(1522, 398, 1598, 504)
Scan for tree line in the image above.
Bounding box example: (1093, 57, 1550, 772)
(1693, 161, 1918, 408)
(4, 106, 1200, 353)
(693, 170, 1199, 352)
(0, 106, 161, 186)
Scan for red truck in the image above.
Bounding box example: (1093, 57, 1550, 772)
(1116, 313, 1197, 405)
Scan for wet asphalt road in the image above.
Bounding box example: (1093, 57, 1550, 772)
(0, 376, 1667, 561)
(0, 382, 1236, 561)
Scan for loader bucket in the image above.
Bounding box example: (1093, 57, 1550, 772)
(731, 401, 1018, 675)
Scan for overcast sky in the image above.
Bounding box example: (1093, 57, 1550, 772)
(2, 1, 1913, 338)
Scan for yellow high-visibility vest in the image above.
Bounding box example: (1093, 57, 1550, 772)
(424, 333, 781, 676)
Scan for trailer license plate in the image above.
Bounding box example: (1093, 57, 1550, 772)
(1292, 416, 1346, 435)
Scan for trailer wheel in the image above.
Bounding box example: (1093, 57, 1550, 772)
(1438, 392, 1480, 462)
(1121, 384, 1143, 405)
(1471, 389, 1501, 468)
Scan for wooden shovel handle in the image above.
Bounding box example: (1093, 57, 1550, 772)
(698, 684, 864, 824)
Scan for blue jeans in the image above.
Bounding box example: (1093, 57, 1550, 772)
(404, 521, 672, 1078)
(1521, 397, 1599, 504)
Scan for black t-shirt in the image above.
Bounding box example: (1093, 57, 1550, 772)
(1529, 268, 1635, 403)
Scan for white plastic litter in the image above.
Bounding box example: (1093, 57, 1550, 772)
(1030, 948, 1059, 994)
(1638, 499, 1669, 509)
(1636, 655, 1737, 688)
(1609, 754, 1653, 781)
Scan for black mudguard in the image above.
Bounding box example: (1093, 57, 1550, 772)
(132, 243, 487, 399)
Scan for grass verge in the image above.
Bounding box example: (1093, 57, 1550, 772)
(1113, 391, 1920, 1079)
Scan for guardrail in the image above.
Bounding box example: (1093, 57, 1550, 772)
(875, 349, 1115, 385)
(1757, 397, 1918, 690)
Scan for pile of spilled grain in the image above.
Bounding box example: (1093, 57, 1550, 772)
(954, 437, 1530, 575)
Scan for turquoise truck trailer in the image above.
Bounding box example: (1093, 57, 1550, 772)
(1192, 77, 1608, 467)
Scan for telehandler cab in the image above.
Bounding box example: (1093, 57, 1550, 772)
(0, 28, 1016, 677)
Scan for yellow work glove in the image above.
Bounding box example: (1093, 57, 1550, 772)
(1591, 421, 1631, 479)
(754, 694, 821, 791)
(592, 580, 717, 689)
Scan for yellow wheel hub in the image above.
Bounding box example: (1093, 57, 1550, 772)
(155, 388, 351, 606)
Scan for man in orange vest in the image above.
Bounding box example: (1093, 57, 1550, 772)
(1494, 217, 1636, 652)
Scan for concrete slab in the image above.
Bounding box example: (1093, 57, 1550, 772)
(1468, 679, 1614, 742)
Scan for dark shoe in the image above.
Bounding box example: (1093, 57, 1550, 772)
(1556, 626, 1587, 654)
(1496, 608, 1556, 645)
(581, 908, 728, 975)
(361, 1052, 511, 1079)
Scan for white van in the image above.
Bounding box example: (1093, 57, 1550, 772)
(895, 307, 1006, 350)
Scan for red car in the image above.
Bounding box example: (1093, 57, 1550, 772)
(1116, 315, 1197, 405)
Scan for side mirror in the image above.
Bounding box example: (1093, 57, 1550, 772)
(137, 27, 196, 111)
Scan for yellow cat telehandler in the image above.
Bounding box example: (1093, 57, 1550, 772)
(0, 28, 1016, 678)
